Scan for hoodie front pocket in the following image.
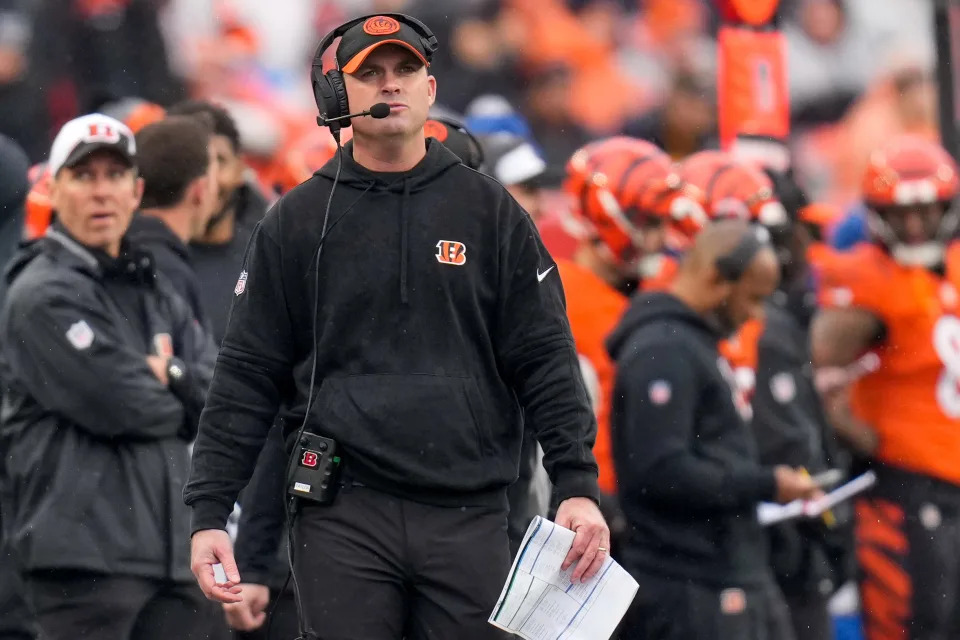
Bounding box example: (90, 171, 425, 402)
(317, 374, 490, 482)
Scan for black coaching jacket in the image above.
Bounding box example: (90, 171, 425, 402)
(0, 226, 217, 581)
(607, 292, 777, 586)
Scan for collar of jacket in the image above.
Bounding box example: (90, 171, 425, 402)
(44, 224, 157, 285)
(44, 226, 102, 276)
(126, 213, 191, 262)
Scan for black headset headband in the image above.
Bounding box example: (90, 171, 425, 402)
(715, 227, 768, 281)
(313, 13, 439, 71)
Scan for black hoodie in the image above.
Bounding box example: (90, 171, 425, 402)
(0, 135, 28, 305)
(185, 139, 598, 532)
(606, 292, 777, 586)
(126, 213, 207, 329)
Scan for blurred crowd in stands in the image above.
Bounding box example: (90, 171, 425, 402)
(0, 0, 940, 212)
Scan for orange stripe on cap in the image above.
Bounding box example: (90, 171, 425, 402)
(342, 40, 429, 74)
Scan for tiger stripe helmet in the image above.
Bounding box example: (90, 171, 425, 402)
(563, 136, 648, 204)
(565, 137, 705, 263)
(680, 150, 788, 229)
(861, 136, 960, 268)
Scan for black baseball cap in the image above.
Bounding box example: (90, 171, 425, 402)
(337, 15, 433, 74)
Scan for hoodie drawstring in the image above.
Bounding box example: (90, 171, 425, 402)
(399, 179, 411, 305)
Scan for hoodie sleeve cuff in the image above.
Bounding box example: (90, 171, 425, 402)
(553, 469, 601, 505)
(190, 499, 234, 536)
(729, 467, 778, 505)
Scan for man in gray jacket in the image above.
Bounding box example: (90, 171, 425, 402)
(0, 113, 218, 640)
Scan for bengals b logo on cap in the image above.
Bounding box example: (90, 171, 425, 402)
(436, 240, 466, 266)
(364, 16, 401, 35)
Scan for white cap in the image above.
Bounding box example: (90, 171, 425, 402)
(48, 113, 136, 176)
(484, 134, 546, 187)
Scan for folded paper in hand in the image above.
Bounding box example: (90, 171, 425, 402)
(757, 470, 876, 527)
(488, 516, 638, 640)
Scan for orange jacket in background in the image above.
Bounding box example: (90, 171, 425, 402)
(556, 259, 628, 495)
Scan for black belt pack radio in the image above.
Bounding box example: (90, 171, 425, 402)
(286, 431, 342, 505)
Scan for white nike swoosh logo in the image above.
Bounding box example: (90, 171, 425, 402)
(537, 266, 555, 283)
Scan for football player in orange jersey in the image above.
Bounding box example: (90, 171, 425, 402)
(558, 137, 704, 551)
(811, 135, 960, 640)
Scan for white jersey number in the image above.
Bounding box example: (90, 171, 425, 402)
(933, 315, 960, 418)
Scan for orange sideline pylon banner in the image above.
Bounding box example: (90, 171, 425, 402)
(717, 25, 790, 170)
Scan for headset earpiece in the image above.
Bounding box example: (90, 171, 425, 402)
(715, 226, 768, 281)
(318, 70, 350, 127)
(311, 56, 351, 127)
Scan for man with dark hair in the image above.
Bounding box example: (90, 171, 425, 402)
(167, 100, 241, 154)
(126, 116, 219, 326)
(166, 100, 269, 344)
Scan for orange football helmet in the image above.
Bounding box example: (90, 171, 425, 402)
(680, 150, 788, 229)
(863, 136, 959, 207)
(565, 137, 706, 264)
(563, 136, 648, 205)
(861, 136, 960, 268)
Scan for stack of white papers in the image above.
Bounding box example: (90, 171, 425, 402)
(757, 470, 876, 526)
(488, 516, 638, 640)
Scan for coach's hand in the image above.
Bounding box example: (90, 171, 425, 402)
(555, 497, 610, 584)
(223, 583, 270, 630)
(191, 529, 244, 603)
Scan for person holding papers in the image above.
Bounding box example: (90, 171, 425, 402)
(606, 220, 821, 640)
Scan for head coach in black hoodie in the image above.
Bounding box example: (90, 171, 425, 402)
(607, 220, 821, 640)
(185, 13, 607, 640)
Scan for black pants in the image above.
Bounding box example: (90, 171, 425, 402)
(619, 569, 796, 640)
(293, 485, 512, 640)
(855, 467, 960, 640)
(24, 570, 217, 640)
(234, 588, 299, 640)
